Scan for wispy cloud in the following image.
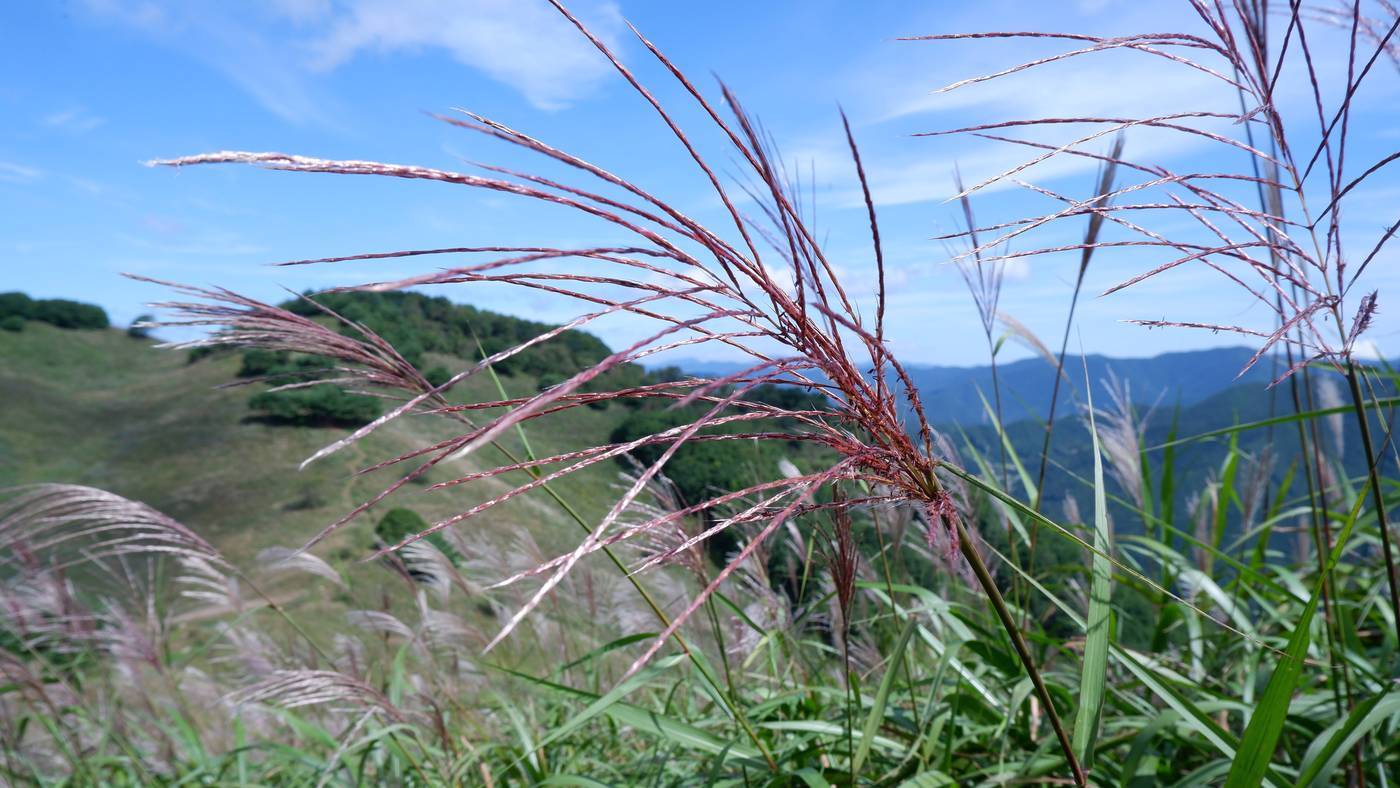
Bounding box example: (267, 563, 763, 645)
(306, 0, 625, 111)
(877, 53, 1230, 125)
(0, 161, 43, 183)
(78, 0, 624, 124)
(79, 0, 337, 126)
(43, 107, 107, 133)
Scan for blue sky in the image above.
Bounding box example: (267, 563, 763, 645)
(3, 0, 1398, 366)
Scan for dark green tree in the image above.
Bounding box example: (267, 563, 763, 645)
(375, 508, 462, 566)
(248, 384, 380, 427)
(29, 299, 108, 329)
(127, 314, 154, 339)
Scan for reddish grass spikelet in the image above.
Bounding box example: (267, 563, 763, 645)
(917, 0, 1400, 678)
(913, 5, 1397, 383)
(141, 51, 956, 673)
(132, 3, 1120, 780)
(815, 488, 859, 635)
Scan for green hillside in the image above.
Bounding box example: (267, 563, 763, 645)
(0, 292, 819, 565)
(0, 321, 627, 566)
(0, 293, 834, 666)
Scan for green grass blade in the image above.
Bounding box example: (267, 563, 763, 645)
(553, 633, 656, 678)
(1158, 405, 1179, 542)
(1294, 691, 1400, 786)
(852, 615, 917, 775)
(974, 387, 1037, 498)
(533, 655, 686, 753)
(535, 777, 614, 787)
(1146, 395, 1400, 451)
(493, 661, 761, 763)
(974, 537, 1257, 774)
(793, 767, 835, 787)
(1222, 590, 1320, 788)
(1072, 376, 1112, 769)
(898, 771, 957, 787)
(1224, 479, 1371, 788)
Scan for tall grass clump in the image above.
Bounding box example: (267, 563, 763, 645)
(1, 1, 1398, 784)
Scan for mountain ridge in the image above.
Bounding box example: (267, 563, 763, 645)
(659, 346, 1309, 427)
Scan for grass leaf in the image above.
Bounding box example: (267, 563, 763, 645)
(1293, 691, 1400, 787)
(1224, 478, 1370, 787)
(1072, 370, 1112, 768)
(852, 615, 918, 775)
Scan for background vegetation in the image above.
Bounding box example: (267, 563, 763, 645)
(0, 291, 109, 332)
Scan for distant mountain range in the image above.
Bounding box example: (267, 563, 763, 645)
(662, 346, 1397, 534)
(661, 347, 1286, 427)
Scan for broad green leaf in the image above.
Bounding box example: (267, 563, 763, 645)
(1223, 479, 1370, 787)
(898, 771, 956, 787)
(493, 662, 761, 763)
(1294, 691, 1400, 786)
(1073, 375, 1112, 767)
(852, 616, 917, 775)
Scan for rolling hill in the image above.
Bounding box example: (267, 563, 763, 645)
(0, 320, 628, 565)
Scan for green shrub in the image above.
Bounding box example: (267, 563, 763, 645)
(424, 365, 452, 388)
(284, 290, 621, 380)
(0, 315, 23, 332)
(29, 298, 108, 329)
(238, 349, 333, 379)
(248, 384, 380, 427)
(747, 383, 828, 412)
(0, 293, 107, 330)
(374, 507, 461, 565)
(185, 345, 230, 364)
(0, 292, 33, 320)
(127, 314, 154, 339)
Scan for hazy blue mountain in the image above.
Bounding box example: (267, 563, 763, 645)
(958, 368, 1391, 546)
(663, 347, 1282, 427)
(656, 358, 754, 379)
(894, 346, 1285, 428)
(662, 347, 1392, 544)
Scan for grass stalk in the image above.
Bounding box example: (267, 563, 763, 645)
(948, 513, 1086, 786)
(1343, 359, 1400, 631)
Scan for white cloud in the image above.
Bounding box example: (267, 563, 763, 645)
(79, 0, 624, 123)
(308, 0, 624, 111)
(0, 161, 43, 183)
(878, 53, 1231, 126)
(79, 0, 338, 125)
(43, 107, 107, 133)
(1352, 338, 1386, 360)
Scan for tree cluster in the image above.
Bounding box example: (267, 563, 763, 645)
(1, 292, 109, 332)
